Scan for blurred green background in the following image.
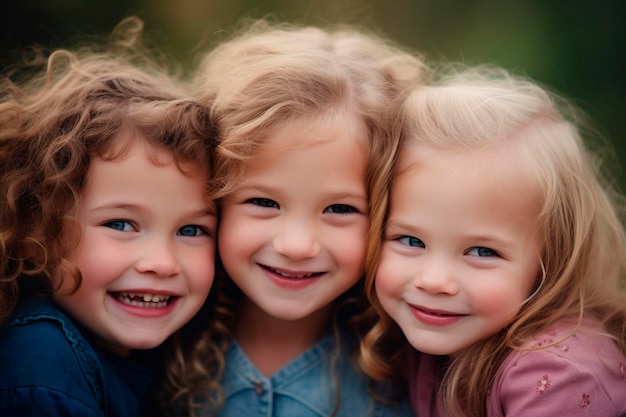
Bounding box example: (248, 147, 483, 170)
(1, 0, 624, 192)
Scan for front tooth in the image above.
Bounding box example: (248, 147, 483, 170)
(273, 268, 312, 278)
(142, 294, 153, 302)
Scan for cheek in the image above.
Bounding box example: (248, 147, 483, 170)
(467, 277, 527, 321)
(217, 209, 252, 257)
(327, 222, 368, 275)
(62, 235, 111, 290)
(374, 254, 406, 301)
(183, 248, 216, 293)
(217, 216, 270, 283)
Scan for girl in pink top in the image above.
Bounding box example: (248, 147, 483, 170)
(360, 64, 626, 416)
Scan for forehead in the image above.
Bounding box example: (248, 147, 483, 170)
(261, 111, 369, 153)
(246, 120, 368, 175)
(396, 144, 541, 212)
(219, 111, 369, 197)
(390, 147, 543, 256)
(84, 134, 213, 207)
(100, 127, 207, 176)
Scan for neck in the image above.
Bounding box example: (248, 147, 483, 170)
(234, 298, 333, 376)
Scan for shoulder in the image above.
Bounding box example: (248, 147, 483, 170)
(0, 300, 93, 364)
(0, 387, 103, 417)
(0, 300, 105, 413)
(4, 298, 80, 332)
(489, 319, 626, 417)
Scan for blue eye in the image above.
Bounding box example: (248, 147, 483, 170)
(467, 247, 498, 257)
(247, 198, 279, 209)
(104, 220, 134, 232)
(397, 236, 425, 248)
(325, 204, 357, 214)
(177, 225, 206, 237)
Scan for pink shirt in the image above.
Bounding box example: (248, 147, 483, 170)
(407, 350, 444, 417)
(409, 319, 626, 416)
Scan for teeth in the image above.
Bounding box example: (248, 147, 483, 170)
(270, 268, 314, 279)
(115, 292, 171, 308)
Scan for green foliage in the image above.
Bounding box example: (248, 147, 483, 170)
(1, 0, 624, 191)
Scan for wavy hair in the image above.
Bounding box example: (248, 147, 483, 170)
(360, 64, 626, 416)
(0, 17, 214, 329)
(159, 18, 426, 416)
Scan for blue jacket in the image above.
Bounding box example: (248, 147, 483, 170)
(0, 299, 154, 417)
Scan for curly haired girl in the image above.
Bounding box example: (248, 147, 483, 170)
(0, 17, 217, 417)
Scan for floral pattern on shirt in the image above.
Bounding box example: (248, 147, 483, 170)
(486, 318, 626, 416)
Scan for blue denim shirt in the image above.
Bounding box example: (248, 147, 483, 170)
(0, 299, 154, 417)
(213, 334, 412, 417)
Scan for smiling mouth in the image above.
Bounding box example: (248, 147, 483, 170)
(111, 292, 174, 308)
(260, 264, 324, 279)
(413, 305, 463, 317)
(408, 303, 467, 326)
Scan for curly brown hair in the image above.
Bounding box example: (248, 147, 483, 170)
(0, 17, 215, 327)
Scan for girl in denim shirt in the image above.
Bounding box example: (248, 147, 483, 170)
(360, 64, 626, 416)
(0, 17, 217, 417)
(157, 19, 425, 417)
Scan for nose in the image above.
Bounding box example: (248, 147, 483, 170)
(135, 238, 180, 277)
(272, 218, 321, 260)
(413, 254, 459, 295)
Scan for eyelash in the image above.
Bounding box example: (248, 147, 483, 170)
(104, 220, 135, 232)
(393, 236, 500, 258)
(466, 247, 499, 257)
(324, 204, 358, 214)
(104, 220, 209, 237)
(396, 236, 425, 248)
(246, 198, 279, 209)
(245, 199, 358, 214)
(177, 225, 209, 237)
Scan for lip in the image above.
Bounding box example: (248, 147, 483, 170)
(108, 289, 179, 318)
(259, 264, 325, 289)
(408, 303, 467, 326)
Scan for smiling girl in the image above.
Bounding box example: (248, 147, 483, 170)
(0, 18, 216, 416)
(361, 64, 626, 416)
(158, 19, 425, 417)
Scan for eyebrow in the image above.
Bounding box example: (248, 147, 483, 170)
(469, 236, 517, 251)
(88, 203, 217, 217)
(87, 202, 142, 211)
(385, 221, 514, 248)
(384, 220, 421, 234)
(236, 184, 367, 200)
(234, 184, 275, 194)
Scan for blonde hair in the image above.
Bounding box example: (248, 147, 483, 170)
(160, 18, 426, 416)
(0, 15, 219, 405)
(361, 64, 626, 417)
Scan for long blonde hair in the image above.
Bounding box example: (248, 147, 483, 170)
(361, 64, 626, 417)
(160, 18, 426, 416)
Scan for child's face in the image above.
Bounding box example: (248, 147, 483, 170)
(53, 133, 217, 356)
(218, 116, 369, 324)
(376, 146, 542, 355)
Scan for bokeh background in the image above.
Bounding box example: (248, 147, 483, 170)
(2, 0, 624, 192)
